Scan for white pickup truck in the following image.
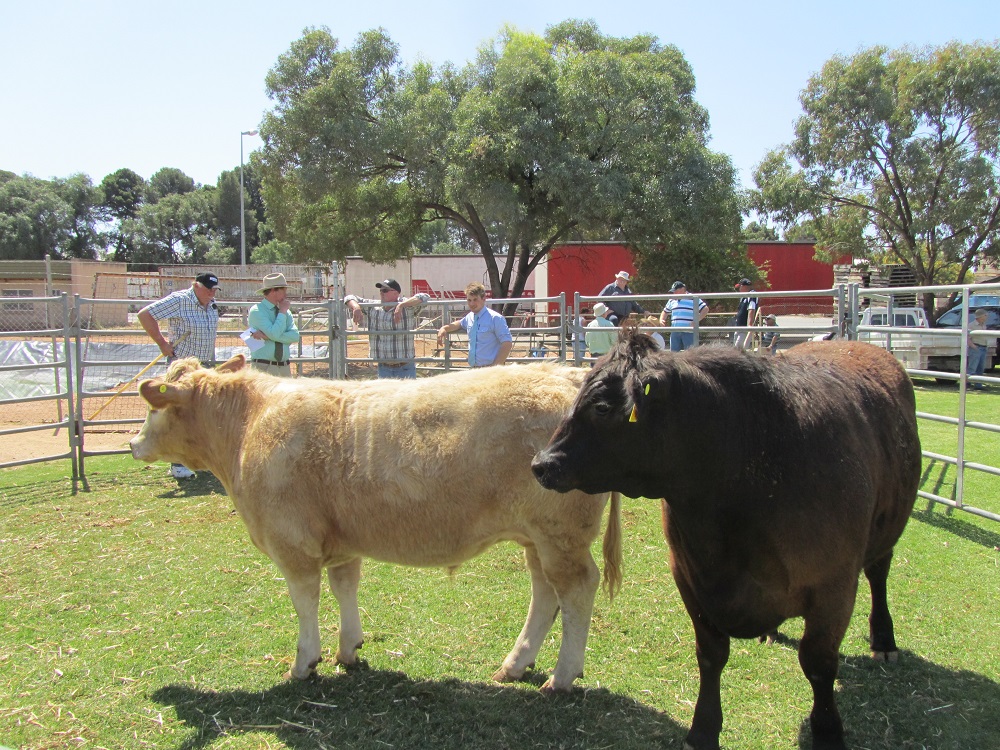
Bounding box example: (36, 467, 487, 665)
(856, 307, 994, 374)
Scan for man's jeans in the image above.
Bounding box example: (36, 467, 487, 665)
(378, 361, 417, 379)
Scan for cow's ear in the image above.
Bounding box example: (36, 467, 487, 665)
(138, 379, 185, 410)
(217, 354, 246, 373)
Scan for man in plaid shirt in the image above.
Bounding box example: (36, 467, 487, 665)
(138, 272, 220, 479)
(345, 279, 429, 379)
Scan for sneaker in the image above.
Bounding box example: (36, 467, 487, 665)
(171, 465, 196, 479)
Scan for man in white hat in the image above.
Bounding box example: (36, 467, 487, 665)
(597, 270, 646, 325)
(247, 273, 300, 377)
(585, 302, 618, 361)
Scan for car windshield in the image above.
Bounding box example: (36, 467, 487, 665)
(937, 308, 1000, 327)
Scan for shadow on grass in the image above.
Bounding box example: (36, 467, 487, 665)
(152, 668, 685, 750)
(911, 505, 1000, 549)
(817, 649, 1000, 750)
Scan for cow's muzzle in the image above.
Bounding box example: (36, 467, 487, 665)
(531, 449, 572, 493)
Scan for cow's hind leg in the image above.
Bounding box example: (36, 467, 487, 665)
(864, 551, 899, 661)
(327, 558, 364, 666)
(493, 544, 560, 685)
(284, 568, 324, 680)
(798, 583, 856, 750)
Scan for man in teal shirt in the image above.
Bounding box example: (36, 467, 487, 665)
(247, 273, 300, 376)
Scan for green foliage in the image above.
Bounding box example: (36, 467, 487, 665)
(98, 168, 145, 221)
(52, 173, 102, 259)
(0, 174, 74, 259)
(751, 42, 1000, 287)
(259, 20, 744, 297)
(0, 441, 997, 749)
(741, 221, 779, 241)
(251, 238, 294, 264)
(146, 166, 196, 202)
(121, 189, 217, 265)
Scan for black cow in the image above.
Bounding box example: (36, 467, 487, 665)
(532, 333, 921, 750)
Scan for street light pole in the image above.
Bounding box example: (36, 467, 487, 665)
(240, 130, 258, 266)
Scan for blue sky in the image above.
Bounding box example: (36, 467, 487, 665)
(2, 0, 996, 192)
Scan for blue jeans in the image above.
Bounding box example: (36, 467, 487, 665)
(967, 345, 987, 386)
(378, 361, 417, 379)
(670, 331, 694, 352)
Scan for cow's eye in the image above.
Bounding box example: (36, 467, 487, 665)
(593, 401, 612, 417)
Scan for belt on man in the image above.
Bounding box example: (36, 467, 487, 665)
(253, 359, 289, 366)
(380, 361, 409, 368)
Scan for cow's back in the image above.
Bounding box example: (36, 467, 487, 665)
(237, 363, 600, 568)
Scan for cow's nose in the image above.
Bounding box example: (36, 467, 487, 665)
(531, 451, 557, 488)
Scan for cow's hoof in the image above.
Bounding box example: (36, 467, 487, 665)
(758, 629, 779, 645)
(870, 649, 899, 663)
(491, 666, 524, 684)
(286, 661, 319, 680)
(335, 642, 363, 665)
(539, 677, 576, 694)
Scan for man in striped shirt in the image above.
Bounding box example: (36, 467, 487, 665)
(659, 281, 708, 352)
(138, 272, 221, 479)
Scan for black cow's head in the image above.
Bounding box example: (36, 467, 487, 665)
(532, 328, 673, 499)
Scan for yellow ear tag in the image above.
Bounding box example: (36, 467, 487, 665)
(629, 404, 638, 423)
(644, 383, 650, 396)
(159, 384, 167, 393)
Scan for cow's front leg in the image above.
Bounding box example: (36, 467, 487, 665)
(284, 569, 323, 679)
(493, 544, 560, 685)
(674, 571, 729, 750)
(327, 558, 364, 665)
(534, 543, 600, 692)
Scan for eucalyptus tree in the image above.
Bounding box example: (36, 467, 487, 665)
(0, 174, 74, 260)
(259, 19, 744, 301)
(751, 42, 1000, 308)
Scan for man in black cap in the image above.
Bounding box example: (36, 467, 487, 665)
(137, 272, 221, 479)
(345, 279, 430, 378)
(733, 277, 758, 350)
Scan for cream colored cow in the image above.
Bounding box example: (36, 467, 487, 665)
(130, 356, 621, 691)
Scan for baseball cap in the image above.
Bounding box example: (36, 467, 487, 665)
(196, 273, 219, 289)
(376, 278, 402, 293)
(670, 281, 686, 292)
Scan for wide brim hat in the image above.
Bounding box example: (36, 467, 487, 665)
(593, 302, 609, 318)
(257, 272, 288, 294)
(615, 271, 631, 282)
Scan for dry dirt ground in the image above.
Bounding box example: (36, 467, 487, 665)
(1, 401, 133, 465)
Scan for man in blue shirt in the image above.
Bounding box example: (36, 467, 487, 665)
(436, 282, 513, 367)
(247, 273, 300, 377)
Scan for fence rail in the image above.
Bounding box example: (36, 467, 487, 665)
(1, 283, 997, 524)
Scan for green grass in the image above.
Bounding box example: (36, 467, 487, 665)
(912, 380, 1000, 518)
(2, 394, 999, 750)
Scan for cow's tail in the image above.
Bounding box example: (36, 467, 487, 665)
(602, 491, 623, 600)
